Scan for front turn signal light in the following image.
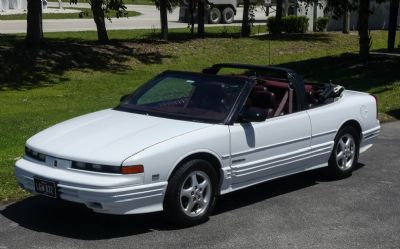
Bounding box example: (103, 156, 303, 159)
(121, 165, 144, 174)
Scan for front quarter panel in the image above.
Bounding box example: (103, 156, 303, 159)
(122, 124, 231, 191)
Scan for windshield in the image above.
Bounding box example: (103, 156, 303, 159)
(117, 71, 247, 123)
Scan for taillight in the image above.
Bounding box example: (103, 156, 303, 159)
(371, 94, 378, 119)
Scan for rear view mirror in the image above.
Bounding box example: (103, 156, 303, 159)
(239, 107, 267, 122)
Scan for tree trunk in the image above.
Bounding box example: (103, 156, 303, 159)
(26, 0, 43, 46)
(159, 0, 168, 40)
(91, 0, 109, 42)
(343, 9, 350, 34)
(189, 0, 195, 38)
(358, 0, 370, 61)
(388, 0, 399, 51)
(275, 0, 283, 34)
(198, 0, 205, 38)
(313, 0, 318, 32)
(283, 0, 289, 17)
(241, 0, 251, 37)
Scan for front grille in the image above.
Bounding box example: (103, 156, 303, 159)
(25, 146, 121, 174)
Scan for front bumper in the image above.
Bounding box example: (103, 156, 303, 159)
(15, 158, 167, 215)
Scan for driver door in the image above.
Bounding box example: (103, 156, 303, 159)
(229, 111, 311, 189)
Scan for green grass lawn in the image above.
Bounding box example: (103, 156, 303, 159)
(0, 8, 140, 20)
(0, 27, 399, 203)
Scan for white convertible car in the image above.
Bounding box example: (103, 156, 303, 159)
(15, 63, 380, 226)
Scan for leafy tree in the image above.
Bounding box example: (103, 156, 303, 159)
(26, 0, 43, 46)
(70, 0, 127, 42)
(306, 0, 388, 60)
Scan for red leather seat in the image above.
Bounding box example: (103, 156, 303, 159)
(249, 85, 277, 118)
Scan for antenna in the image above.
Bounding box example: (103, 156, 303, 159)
(268, 33, 271, 65)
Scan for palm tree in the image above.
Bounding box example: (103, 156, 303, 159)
(358, 0, 370, 60)
(198, 0, 206, 38)
(159, 0, 169, 40)
(26, 0, 43, 46)
(388, 0, 399, 51)
(275, 0, 283, 34)
(241, 0, 251, 37)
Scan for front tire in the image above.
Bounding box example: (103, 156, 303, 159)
(164, 159, 218, 226)
(328, 126, 360, 178)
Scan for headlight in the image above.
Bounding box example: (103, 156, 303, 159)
(25, 146, 128, 174)
(71, 161, 121, 174)
(25, 146, 46, 162)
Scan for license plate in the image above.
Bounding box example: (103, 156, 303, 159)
(34, 177, 57, 198)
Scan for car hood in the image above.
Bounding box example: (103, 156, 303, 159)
(27, 109, 212, 165)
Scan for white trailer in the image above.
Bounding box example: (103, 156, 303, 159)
(179, 0, 271, 24)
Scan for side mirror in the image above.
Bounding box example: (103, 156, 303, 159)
(120, 94, 130, 103)
(239, 107, 267, 122)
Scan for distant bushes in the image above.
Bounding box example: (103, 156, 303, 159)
(266, 16, 280, 34)
(316, 17, 330, 32)
(267, 15, 309, 34)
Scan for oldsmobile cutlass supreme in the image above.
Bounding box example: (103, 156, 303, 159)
(15, 63, 380, 226)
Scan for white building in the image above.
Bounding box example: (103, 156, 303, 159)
(0, 0, 27, 11)
(290, 0, 400, 31)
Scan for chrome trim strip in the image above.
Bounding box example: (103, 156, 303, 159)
(231, 136, 310, 158)
(362, 126, 381, 136)
(234, 150, 331, 177)
(232, 143, 333, 175)
(311, 130, 337, 138)
(232, 158, 246, 164)
(221, 155, 230, 160)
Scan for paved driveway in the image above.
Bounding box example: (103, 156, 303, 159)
(0, 4, 269, 34)
(0, 121, 399, 249)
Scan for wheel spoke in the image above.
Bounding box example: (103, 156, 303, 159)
(337, 151, 344, 160)
(345, 137, 351, 147)
(191, 174, 198, 187)
(199, 197, 208, 208)
(199, 179, 209, 189)
(184, 199, 195, 215)
(339, 139, 346, 150)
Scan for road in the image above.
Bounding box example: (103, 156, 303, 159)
(0, 4, 269, 34)
(0, 121, 399, 249)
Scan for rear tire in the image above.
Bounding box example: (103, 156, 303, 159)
(209, 7, 222, 24)
(164, 159, 218, 226)
(328, 126, 360, 178)
(221, 7, 235, 24)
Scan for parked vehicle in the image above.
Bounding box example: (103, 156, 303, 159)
(179, 0, 271, 24)
(15, 64, 380, 226)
